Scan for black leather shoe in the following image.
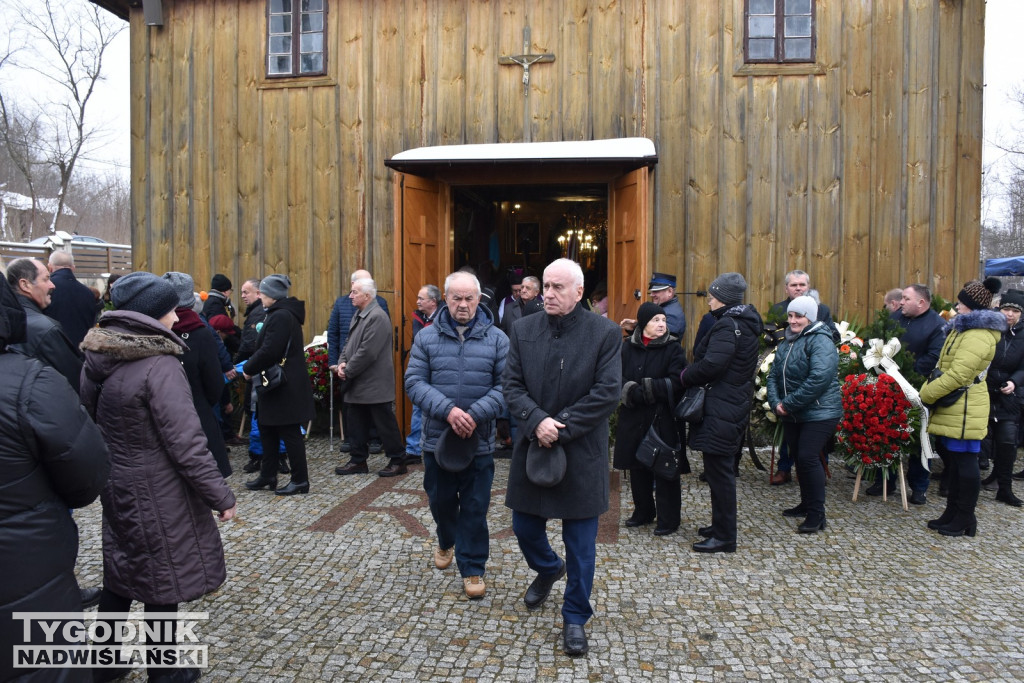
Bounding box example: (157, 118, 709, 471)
(80, 586, 102, 609)
(244, 476, 277, 491)
(692, 537, 736, 553)
(782, 504, 808, 518)
(335, 461, 368, 475)
(996, 489, 1023, 507)
(623, 516, 654, 528)
(909, 490, 927, 505)
(798, 515, 827, 533)
(275, 481, 309, 495)
(563, 623, 588, 657)
(653, 525, 678, 536)
(403, 453, 423, 466)
(378, 462, 408, 477)
(338, 440, 352, 453)
(278, 459, 291, 474)
(1014, 469, 1024, 481)
(92, 668, 130, 682)
(697, 525, 713, 538)
(865, 481, 886, 496)
(368, 439, 384, 454)
(242, 458, 260, 473)
(147, 668, 201, 683)
(524, 561, 566, 609)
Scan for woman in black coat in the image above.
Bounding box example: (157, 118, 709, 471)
(242, 274, 315, 495)
(613, 303, 686, 535)
(680, 274, 762, 553)
(981, 289, 1024, 506)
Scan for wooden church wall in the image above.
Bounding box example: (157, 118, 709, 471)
(123, 0, 984, 337)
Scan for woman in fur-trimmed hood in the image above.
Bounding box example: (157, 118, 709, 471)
(80, 272, 236, 619)
(920, 277, 1006, 538)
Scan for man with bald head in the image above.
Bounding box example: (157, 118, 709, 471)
(503, 258, 622, 657)
(328, 269, 391, 453)
(45, 251, 98, 348)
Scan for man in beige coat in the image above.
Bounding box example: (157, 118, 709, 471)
(335, 277, 407, 477)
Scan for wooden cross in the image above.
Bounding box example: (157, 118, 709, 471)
(499, 24, 555, 142)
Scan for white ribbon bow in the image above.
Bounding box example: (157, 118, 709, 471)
(862, 337, 935, 469)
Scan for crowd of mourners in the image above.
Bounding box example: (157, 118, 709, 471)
(2, 250, 1020, 671)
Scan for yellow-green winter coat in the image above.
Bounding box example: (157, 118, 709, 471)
(920, 309, 1005, 440)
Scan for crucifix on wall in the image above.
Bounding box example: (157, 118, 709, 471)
(499, 24, 555, 143)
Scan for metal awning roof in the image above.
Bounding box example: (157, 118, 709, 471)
(385, 137, 658, 173)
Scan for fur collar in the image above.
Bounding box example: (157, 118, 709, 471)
(81, 327, 183, 361)
(629, 325, 676, 348)
(947, 308, 1007, 334)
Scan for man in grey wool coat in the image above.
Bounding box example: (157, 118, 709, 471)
(502, 258, 622, 658)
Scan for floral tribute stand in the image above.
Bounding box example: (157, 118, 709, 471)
(836, 339, 932, 513)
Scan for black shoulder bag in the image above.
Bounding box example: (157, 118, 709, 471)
(635, 408, 682, 480)
(255, 338, 291, 396)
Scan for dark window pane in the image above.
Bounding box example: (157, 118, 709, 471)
(269, 15, 291, 34)
(784, 16, 812, 37)
(301, 12, 324, 32)
(748, 39, 776, 60)
(269, 35, 291, 54)
(302, 0, 323, 11)
(300, 53, 324, 73)
(269, 0, 291, 12)
(300, 32, 323, 53)
(269, 55, 291, 74)
(748, 16, 776, 38)
(784, 38, 812, 60)
(785, 0, 811, 14)
(750, 0, 775, 14)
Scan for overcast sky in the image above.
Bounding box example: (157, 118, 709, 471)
(3, 0, 1022, 218)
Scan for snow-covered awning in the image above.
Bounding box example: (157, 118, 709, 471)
(386, 137, 657, 173)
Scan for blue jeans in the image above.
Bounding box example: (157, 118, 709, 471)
(405, 405, 423, 456)
(512, 511, 599, 625)
(423, 452, 495, 577)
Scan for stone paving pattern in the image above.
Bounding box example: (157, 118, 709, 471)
(73, 438, 1024, 681)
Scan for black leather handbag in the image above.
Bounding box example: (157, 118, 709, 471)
(635, 410, 682, 480)
(674, 385, 706, 423)
(255, 339, 291, 396)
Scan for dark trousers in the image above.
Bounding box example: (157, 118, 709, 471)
(939, 439, 981, 521)
(95, 588, 178, 675)
(423, 452, 495, 577)
(784, 419, 838, 517)
(629, 467, 681, 530)
(701, 453, 736, 543)
(512, 511, 598, 625)
(259, 422, 308, 482)
(346, 401, 405, 463)
(986, 419, 1019, 493)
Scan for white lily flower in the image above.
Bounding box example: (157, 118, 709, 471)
(756, 386, 767, 400)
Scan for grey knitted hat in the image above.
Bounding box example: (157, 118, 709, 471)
(112, 271, 179, 321)
(162, 271, 197, 309)
(707, 272, 747, 306)
(787, 295, 818, 322)
(260, 274, 291, 300)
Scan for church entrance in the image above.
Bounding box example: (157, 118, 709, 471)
(385, 138, 658, 429)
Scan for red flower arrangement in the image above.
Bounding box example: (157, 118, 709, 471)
(304, 343, 332, 405)
(835, 373, 915, 480)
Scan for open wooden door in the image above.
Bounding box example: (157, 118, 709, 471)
(393, 173, 448, 431)
(608, 167, 649, 323)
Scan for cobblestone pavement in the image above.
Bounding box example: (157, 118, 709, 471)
(73, 438, 1024, 681)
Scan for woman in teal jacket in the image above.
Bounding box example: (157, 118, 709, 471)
(766, 296, 842, 533)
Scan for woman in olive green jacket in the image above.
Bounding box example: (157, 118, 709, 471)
(920, 278, 1005, 537)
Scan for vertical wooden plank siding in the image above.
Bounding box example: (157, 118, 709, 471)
(806, 0, 841, 310)
(212, 1, 243, 285)
(686, 4, 719, 295)
(869, 1, 904, 303)
(191, 0, 214, 285)
(465, 0, 498, 143)
(904, 0, 936, 287)
(954, 0, 985, 284)
(839, 2, 873, 315)
(719, 1, 747, 277)
(931, 0, 961, 292)
(590, 0, 623, 139)
(559, 0, 591, 140)
(170, 1, 195, 277)
(120, 0, 988, 338)
(337, 1, 365, 279)
(436, 2, 466, 145)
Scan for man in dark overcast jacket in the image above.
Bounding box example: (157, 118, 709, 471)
(45, 251, 98, 349)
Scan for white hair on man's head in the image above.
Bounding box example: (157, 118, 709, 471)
(353, 277, 376, 297)
(545, 258, 584, 288)
(444, 271, 481, 295)
(351, 269, 372, 283)
(522, 275, 540, 289)
(784, 269, 809, 285)
(48, 251, 74, 268)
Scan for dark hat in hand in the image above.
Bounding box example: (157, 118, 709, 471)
(526, 440, 566, 488)
(435, 426, 478, 473)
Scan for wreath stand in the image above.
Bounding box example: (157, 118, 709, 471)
(851, 459, 908, 511)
